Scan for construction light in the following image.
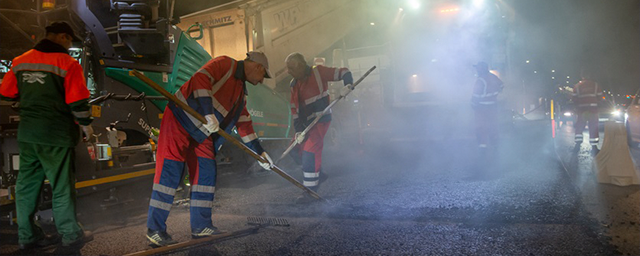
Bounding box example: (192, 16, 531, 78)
(440, 7, 460, 13)
(408, 0, 420, 9)
(612, 110, 621, 117)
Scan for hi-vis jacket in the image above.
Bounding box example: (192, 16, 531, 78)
(0, 39, 92, 147)
(169, 56, 263, 154)
(471, 72, 503, 106)
(572, 79, 602, 109)
(290, 65, 352, 132)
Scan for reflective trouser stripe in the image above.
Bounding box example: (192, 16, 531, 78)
(303, 180, 319, 187)
(190, 199, 213, 208)
(191, 184, 215, 193)
(149, 199, 172, 211)
(303, 171, 319, 187)
(304, 172, 319, 178)
(153, 183, 177, 195)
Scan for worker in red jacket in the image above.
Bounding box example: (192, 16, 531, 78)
(285, 52, 353, 203)
(146, 52, 274, 246)
(572, 70, 602, 150)
(471, 61, 504, 149)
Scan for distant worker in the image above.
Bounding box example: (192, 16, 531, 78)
(572, 69, 602, 150)
(146, 52, 274, 246)
(0, 21, 94, 251)
(471, 61, 504, 148)
(285, 52, 353, 203)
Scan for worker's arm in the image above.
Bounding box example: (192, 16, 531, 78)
(64, 61, 93, 125)
(235, 105, 265, 155)
(470, 78, 486, 106)
(290, 79, 304, 133)
(0, 68, 19, 101)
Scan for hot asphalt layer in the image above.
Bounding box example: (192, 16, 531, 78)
(0, 118, 631, 255)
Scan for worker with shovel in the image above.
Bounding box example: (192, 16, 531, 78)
(285, 52, 354, 203)
(145, 52, 274, 247)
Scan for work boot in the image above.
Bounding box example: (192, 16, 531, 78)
(295, 192, 317, 204)
(146, 229, 177, 247)
(61, 230, 93, 247)
(53, 231, 93, 254)
(19, 233, 60, 251)
(191, 226, 225, 239)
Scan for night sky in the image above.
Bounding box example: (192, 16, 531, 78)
(507, 0, 639, 94)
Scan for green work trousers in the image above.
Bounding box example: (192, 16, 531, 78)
(15, 142, 82, 245)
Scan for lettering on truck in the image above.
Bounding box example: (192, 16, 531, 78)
(202, 16, 233, 28)
(138, 118, 154, 137)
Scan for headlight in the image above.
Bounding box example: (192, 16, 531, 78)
(563, 112, 572, 117)
(612, 110, 621, 116)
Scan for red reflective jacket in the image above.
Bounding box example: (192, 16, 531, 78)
(572, 79, 602, 108)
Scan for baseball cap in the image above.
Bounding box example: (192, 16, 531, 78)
(473, 61, 489, 70)
(246, 51, 272, 78)
(45, 21, 80, 42)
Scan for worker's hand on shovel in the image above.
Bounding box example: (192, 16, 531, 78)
(339, 84, 354, 98)
(294, 131, 306, 144)
(258, 152, 274, 170)
(203, 114, 220, 134)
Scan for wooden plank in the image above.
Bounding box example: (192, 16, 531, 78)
(124, 227, 259, 256)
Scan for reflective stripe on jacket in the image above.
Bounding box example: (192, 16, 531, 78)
(169, 56, 263, 154)
(572, 79, 602, 108)
(472, 72, 503, 106)
(290, 65, 351, 132)
(0, 39, 91, 147)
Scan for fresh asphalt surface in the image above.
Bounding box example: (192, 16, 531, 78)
(0, 112, 625, 255)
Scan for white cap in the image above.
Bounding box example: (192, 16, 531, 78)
(246, 51, 271, 78)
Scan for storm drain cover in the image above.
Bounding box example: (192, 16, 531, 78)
(247, 216, 290, 226)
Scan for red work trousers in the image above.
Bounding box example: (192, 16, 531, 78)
(294, 122, 330, 190)
(147, 108, 217, 232)
(574, 108, 599, 145)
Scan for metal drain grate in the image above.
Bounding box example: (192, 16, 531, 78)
(247, 216, 290, 226)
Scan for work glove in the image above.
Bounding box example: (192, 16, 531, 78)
(339, 84, 354, 97)
(258, 152, 274, 171)
(295, 131, 306, 144)
(203, 114, 219, 134)
(81, 125, 94, 141)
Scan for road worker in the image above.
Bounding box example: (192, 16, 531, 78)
(285, 52, 353, 203)
(572, 69, 602, 150)
(146, 52, 274, 246)
(0, 21, 94, 252)
(471, 61, 504, 149)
